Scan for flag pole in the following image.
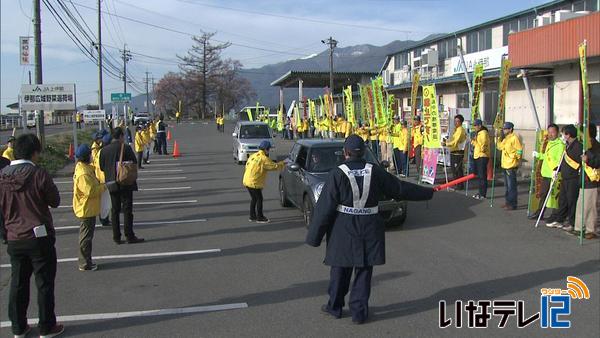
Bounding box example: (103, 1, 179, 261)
(578, 40, 589, 245)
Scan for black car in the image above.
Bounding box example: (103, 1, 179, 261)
(279, 139, 408, 227)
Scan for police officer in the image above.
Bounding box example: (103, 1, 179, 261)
(156, 114, 168, 155)
(306, 135, 434, 324)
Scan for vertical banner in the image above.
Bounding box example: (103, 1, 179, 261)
(422, 85, 441, 149)
(470, 63, 484, 122)
(277, 108, 284, 131)
(359, 84, 367, 123)
(371, 77, 386, 127)
(344, 85, 355, 125)
(579, 42, 591, 150)
(246, 108, 253, 121)
(409, 73, 421, 123)
(387, 94, 395, 122)
(20, 36, 31, 65)
(421, 148, 439, 184)
(493, 59, 511, 130)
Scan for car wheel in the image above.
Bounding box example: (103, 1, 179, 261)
(303, 195, 313, 228)
(279, 179, 292, 207)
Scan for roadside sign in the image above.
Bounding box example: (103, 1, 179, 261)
(20, 36, 31, 65)
(111, 92, 131, 103)
(82, 109, 106, 122)
(20, 83, 76, 111)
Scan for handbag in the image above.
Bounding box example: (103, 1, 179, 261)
(116, 142, 138, 186)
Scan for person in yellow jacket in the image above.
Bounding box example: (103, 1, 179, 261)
(443, 114, 467, 189)
(302, 118, 310, 139)
(2, 136, 15, 161)
(470, 119, 490, 200)
(411, 116, 424, 176)
(142, 124, 152, 164)
(368, 122, 379, 159)
(73, 144, 105, 271)
(134, 125, 146, 169)
(392, 118, 409, 175)
(91, 132, 111, 227)
(76, 112, 82, 129)
(379, 125, 392, 166)
(344, 120, 352, 138)
(356, 122, 369, 142)
(243, 141, 284, 223)
(495, 122, 523, 210)
(176, 110, 181, 124)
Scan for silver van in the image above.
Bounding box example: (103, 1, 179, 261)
(232, 121, 274, 164)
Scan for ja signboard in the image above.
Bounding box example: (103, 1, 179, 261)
(111, 92, 131, 103)
(82, 110, 106, 122)
(20, 84, 76, 111)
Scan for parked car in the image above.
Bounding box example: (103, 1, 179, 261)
(279, 139, 408, 227)
(232, 121, 274, 164)
(133, 113, 150, 125)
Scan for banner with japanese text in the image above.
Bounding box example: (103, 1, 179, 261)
(371, 77, 386, 127)
(410, 73, 420, 122)
(580, 41, 591, 150)
(470, 63, 484, 122)
(422, 84, 441, 149)
(344, 85, 355, 124)
(493, 58, 511, 130)
(421, 148, 439, 185)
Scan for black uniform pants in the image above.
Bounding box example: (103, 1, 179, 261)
(110, 190, 135, 241)
(534, 177, 551, 216)
(450, 152, 464, 189)
(247, 187, 264, 219)
(157, 133, 167, 155)
(136, 151, 143, 168)
(7, 237, 57, 335)
(327, 266, 373, 322)
(550, 178, 580, 226)
(474, 157, 489, 197)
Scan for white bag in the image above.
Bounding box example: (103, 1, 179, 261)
(100, 190, 111, 219)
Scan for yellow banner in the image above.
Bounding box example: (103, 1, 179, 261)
(471, 63, 484, 122)
(410, 73, 420, 122)
(493, 58, 511, 130)
(422, 85, 441, 148)
(246, 108, 253, 121)
(580, 41, 591, 150)
(344, 85, 355, 124)
(372, 77, 385, 127)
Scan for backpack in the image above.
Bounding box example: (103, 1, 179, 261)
(116, 142, 137, 185)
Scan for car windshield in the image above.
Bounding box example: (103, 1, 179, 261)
(239, 125, 270, 139)
(307, 146, 378, 172)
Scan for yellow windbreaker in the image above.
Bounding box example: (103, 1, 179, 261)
(412, 125, 424, 147)
(357, 128, 369, 141)
(471, 129, 490, 159)
(72, 161, 105, 218)
(242, 150, 284, 189)
(446, 126, 467, 152)
(496, 133, 523, 169)
(134, 132, 145, 153)
(2, 147, 14, 161)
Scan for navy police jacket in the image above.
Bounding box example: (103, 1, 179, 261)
(306, 158, 433, 267)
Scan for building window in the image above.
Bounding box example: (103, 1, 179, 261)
(457, 93, 470, 109)
(467, 28, 492, 53)
(573, 0, 585, 11)
(437, 38, 458, 60)
(483, 91, 498, 125)
(584, 0, 598, 11)
(394, 53, 409, 70)
(591, 83, 600, 124)
(448, 38, 458, 57)
(414, 48, 423, 58)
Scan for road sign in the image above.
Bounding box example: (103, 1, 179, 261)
(82, 109, 106, 122)
(20, 84, 76, 111)
(111, 92, 131, 103)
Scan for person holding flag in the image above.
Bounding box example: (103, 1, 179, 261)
(528, 124, 564, 220)
(495, 122, 523, 210)
(573, 123, 599, 239)
(411, 116, 424, 176)
(470, 119, 491, 200)
(442, 115, 467, 190)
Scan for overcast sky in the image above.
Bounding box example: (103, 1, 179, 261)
(1, 0, 549, 110)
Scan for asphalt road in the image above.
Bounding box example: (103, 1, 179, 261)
(1, 121, 598, 337)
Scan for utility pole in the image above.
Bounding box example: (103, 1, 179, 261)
(97, 0, 103, 110)
(34, 0, 45, 147)
(145, 71, 150, 113)
(202, 38, 207, 120)
(322, 36, 338, 94)
(121, 44, 131, 124)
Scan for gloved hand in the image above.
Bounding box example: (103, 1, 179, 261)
(532, 151, 540, 159)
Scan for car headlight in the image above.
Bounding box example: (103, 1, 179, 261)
(313, 182, 324, 202)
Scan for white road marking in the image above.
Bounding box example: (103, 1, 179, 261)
(139, 169, 183, 173)
(0, 303, 248, 327)
(1, 248, 221, 268)
(54, 176, 187, 184)
(60, 186, 192, 194)
(142, 163, 179, 167)
(57, 200, 197, 208)
(145, 158, 178, 162)
(54, 218, 207, 230)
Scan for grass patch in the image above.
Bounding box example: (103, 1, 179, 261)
(38, 129, 95, 175)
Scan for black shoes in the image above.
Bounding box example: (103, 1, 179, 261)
(320, 305, 341, 319)
(256, 217, 270, 224)
(126, 237, 145, 244)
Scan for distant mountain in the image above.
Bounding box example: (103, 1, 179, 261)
(240, 35, 443, 108)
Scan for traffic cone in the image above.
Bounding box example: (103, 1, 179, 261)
(68, 143, 74, 161)
(167, 130, 172, 141)
(172, 141, 181, 158)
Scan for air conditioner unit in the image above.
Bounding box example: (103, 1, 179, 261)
(402, 65, 410, 72)
(535, 15, 552, 27)
(421, 49, 439, 67)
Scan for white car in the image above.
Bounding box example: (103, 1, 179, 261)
(133, 113, 150, 125)
(232, 121, 274, 164)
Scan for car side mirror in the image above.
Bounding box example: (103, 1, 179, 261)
(289, 163, 300, 171)
(232, 132, 237, 138)
(380, 160, 391, 169)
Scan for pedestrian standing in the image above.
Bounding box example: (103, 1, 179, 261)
(0, 134, 64, 338)
(443, 115, 467, 190)
(176, 110, 181, 124)
(142, 124, 151, 164)
(0, 155, 10, 244)
(306, 135, 434, 324)
(412, 116, 424, 175)
(156, 115, 168, 155)
(573, 123, 600, 239)
(76, 112, 82, 129)
(134, 125, 145, 169)
(546, 125, 583, 230)
(73, 144, 105, 271)
(470, 119, 490, 200)
(242, 141, 284, 223)
(529, 124, 564, 220)
(496, 122, 523, 210)
(99, 128, 144, 244)
(91, 132, 111, 227)
(3, 136, 15, 161)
